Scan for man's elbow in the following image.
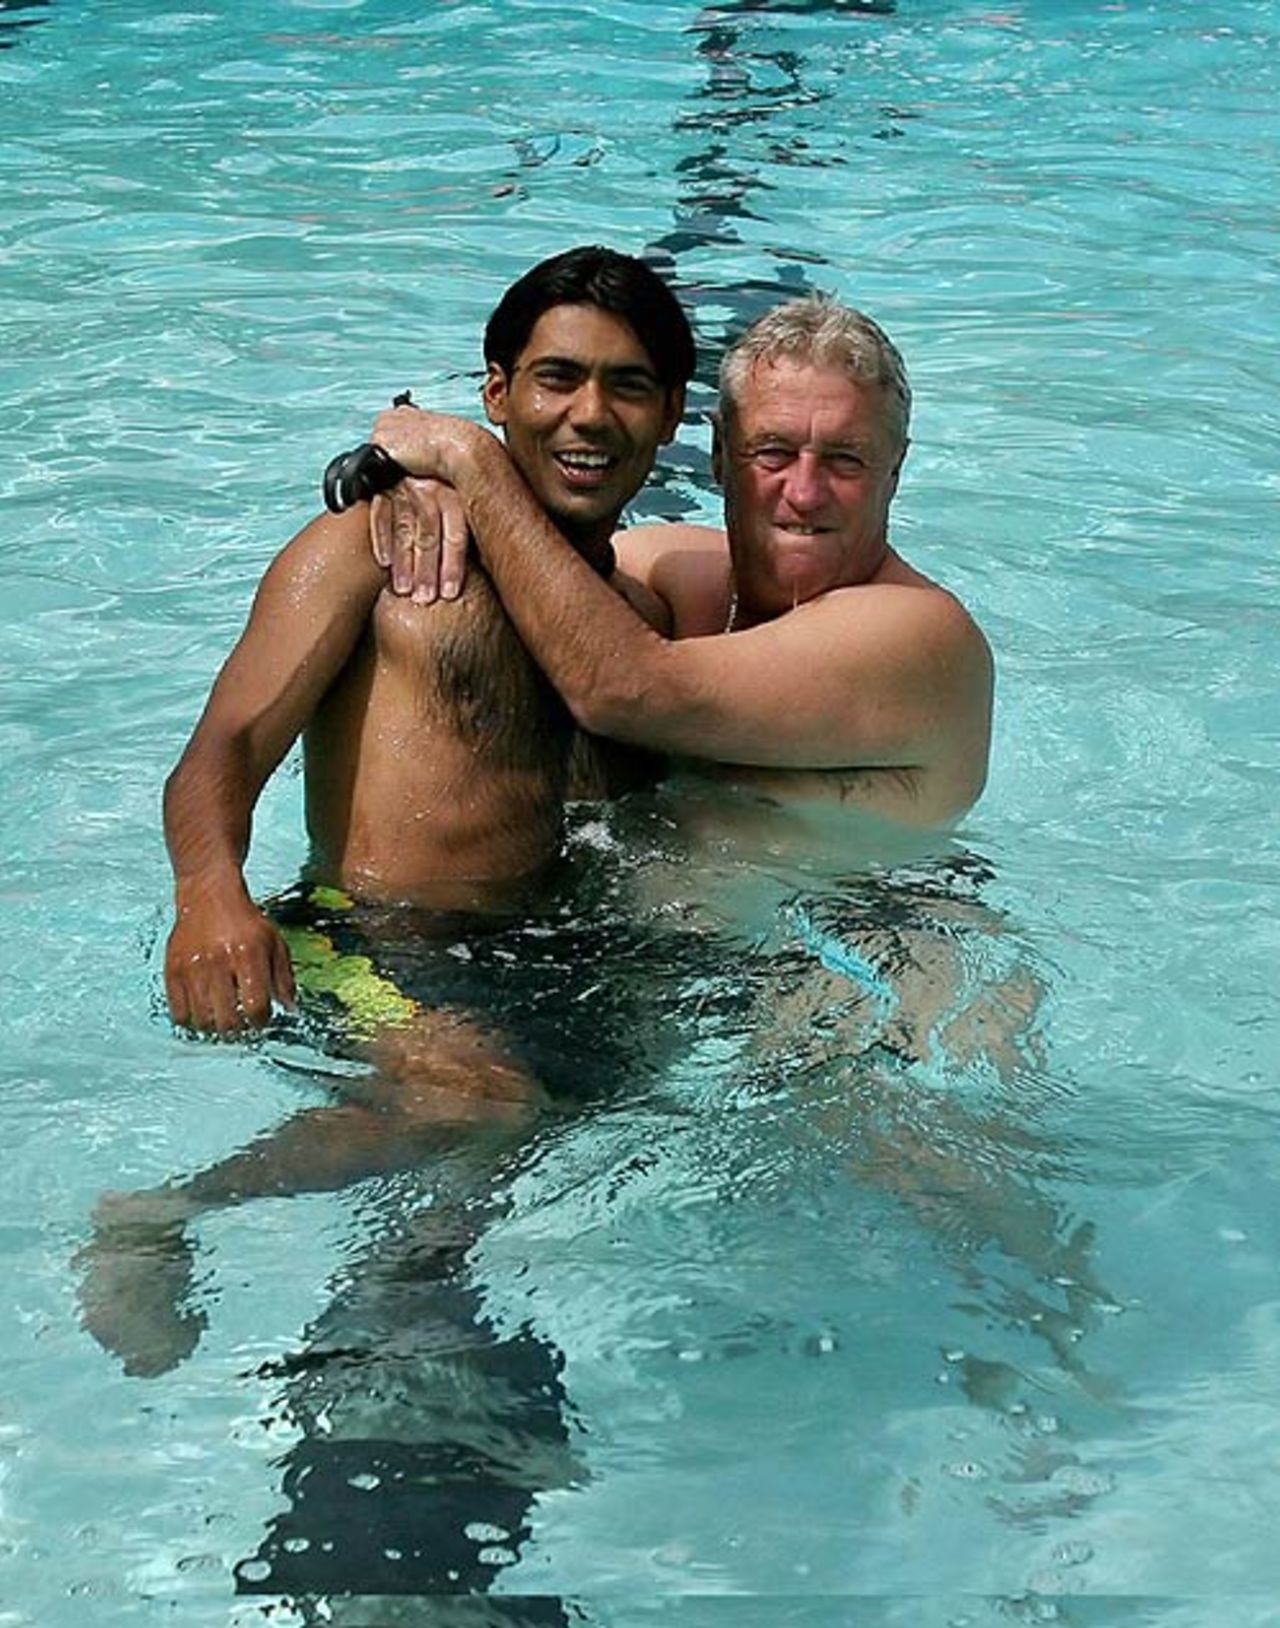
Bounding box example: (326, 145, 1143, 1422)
(563, 683, 639, 742)
(561, 665, 672, 748)
(163, 726, 255, 824)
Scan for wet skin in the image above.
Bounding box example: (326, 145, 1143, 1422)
(715, 357, 906, 625)
(482, 302, 684, 553)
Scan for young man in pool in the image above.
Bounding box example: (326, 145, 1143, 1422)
(162, 245, 691, 1044)
(77, 247, 697, 1379)
(370, 294, 994, 831)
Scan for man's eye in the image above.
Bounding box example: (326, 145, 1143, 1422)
(827, 452, 867, 476)
(612, 376, 659, 401)
(750, 446, 794, 471)
(533, 366, 580, 390)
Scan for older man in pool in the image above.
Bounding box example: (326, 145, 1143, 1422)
(371, 293, 993, 831)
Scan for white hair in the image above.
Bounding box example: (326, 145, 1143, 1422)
(719, 295, 912, 453)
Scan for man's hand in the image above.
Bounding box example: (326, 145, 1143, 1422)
(165, 887, 295, 1035)
(370, 475, 470, 602)
(370, 405, 495, 488)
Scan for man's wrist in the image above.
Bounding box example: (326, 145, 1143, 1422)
(444, 420, 506, 493)
(173, 866, 250, 916)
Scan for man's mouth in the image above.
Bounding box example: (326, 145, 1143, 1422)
(554, 448, 619, 487)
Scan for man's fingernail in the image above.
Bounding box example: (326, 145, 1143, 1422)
(442, 580, 460, 600)
(412, 585, 437, 605)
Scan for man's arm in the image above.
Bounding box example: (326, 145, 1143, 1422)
(164, 508, 386, 1033)
(370, 410, 993, 823)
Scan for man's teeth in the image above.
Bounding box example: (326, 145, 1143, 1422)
(558, 451, 613, 470)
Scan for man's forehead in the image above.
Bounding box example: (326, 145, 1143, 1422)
(734, 357, 889, 430)
(517, 304, 658, 372)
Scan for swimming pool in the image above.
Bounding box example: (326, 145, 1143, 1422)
(3, 0, 1278, 1621)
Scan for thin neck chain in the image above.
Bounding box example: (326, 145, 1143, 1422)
(723, 576, 738, 634)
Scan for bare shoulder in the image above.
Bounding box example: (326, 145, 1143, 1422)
(614, 521, 727, 566)
(261, 505, 382, 590)
(614, 523, 730, 638)
(822, 559, 991, 679)
(235, 507, 387, 664)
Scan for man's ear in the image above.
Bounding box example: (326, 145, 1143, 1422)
(888, 437, 910, 497)
(659, 384, 686, 445)
(482, 363, 510, 426)
(711, 414, 725, 485)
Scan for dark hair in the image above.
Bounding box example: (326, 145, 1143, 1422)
(484, 245, 696, 395)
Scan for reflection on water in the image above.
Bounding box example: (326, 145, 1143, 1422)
(0, 0, 53, 52)
(635, 0, 902, 522)
(237, 1185, 580, 1618)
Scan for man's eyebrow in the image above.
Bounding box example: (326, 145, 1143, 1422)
(600, 360, 662, 385)
(742, 431, 875, 453)
(522, 353, 660, 382)
(521, 352, 586, 371)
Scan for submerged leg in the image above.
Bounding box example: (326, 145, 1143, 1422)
(75, 1005, 547, 1378)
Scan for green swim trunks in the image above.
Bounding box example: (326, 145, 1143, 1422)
(272, 885, 420, 1040)
(264, 877, 704, 1105)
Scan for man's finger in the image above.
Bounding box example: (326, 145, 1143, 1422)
(271, 933, 297, 1010)
(410, 528, 442, 604)
(370, 492, 394, 569)
(394, 499, 438, 598)
(166, 967, 193, 1031)
(204, 967, 243, 1036)
(235, 961, 273, 1029)
(180, 972, 218, 1035)
(438, 501, 470, 603)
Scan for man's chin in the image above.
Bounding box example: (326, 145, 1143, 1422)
(542, 492, 627, 545)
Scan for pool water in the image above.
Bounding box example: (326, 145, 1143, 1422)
(3, 1, 1279, 1622)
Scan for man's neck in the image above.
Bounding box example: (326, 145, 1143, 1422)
(729, 538, 895, 628)
(561, 519, 620, 579)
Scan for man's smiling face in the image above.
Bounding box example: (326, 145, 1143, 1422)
(716, 356, 905, 617)
(483, 303, 684, 550)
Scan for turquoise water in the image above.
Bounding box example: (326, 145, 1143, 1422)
(3, 0, 1279, 1622)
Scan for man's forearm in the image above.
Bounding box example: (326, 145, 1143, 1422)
(448, 434, 669, 734)
(163, 735, 260, 908)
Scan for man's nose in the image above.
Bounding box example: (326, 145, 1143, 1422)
(569, 377, 611, 431)
(782, 449, 827, 511)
